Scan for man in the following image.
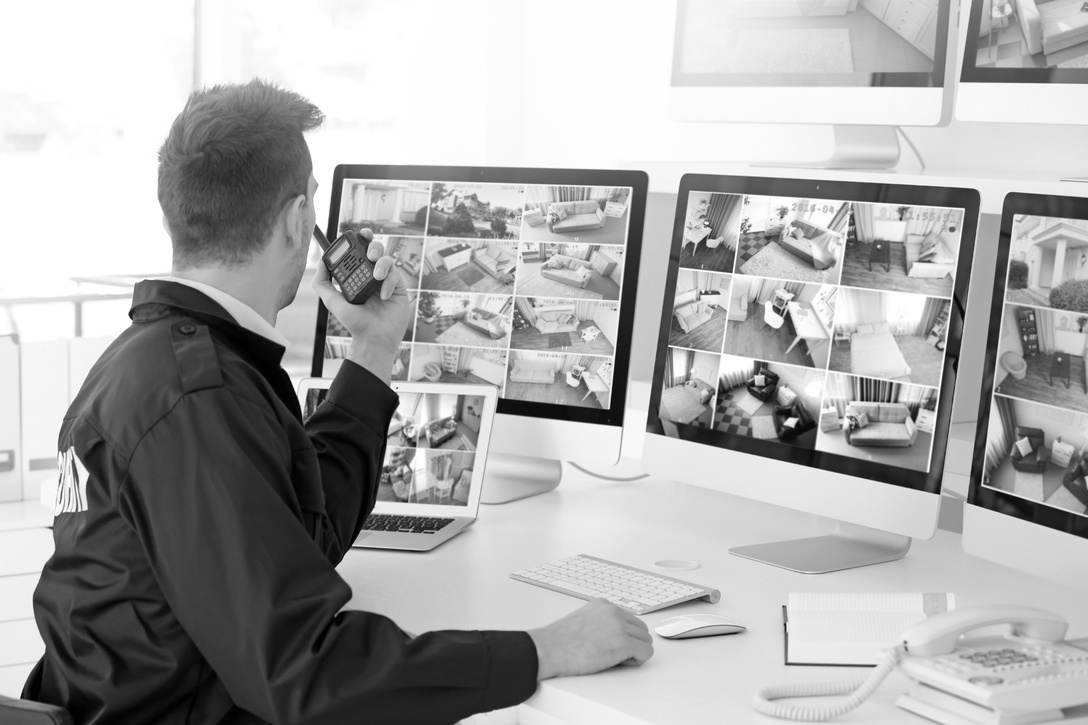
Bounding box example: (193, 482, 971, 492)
(25, 79, 652, 724)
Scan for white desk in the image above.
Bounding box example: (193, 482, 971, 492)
(784, 301, 831, 355)
(682, 225, 711, 258)
(580, 370, 611, 408)
(337, 469, 1088, 724)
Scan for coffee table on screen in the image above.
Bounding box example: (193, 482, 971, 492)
(1051, 353, 1071, 389)
(868, 240, 891, 272)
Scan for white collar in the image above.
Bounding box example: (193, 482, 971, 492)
(158, 276, 290, 348)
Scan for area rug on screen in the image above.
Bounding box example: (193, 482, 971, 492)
(436, 322, 505, 348)
(660, 385, 708, 425)
(548, 332, 572, 348)
(733, 391, 766, 416)
(729, 28, 854, 74)
(516, 272, 604, 300)
(456, 265, 486, 288)
(1012, 470, 1045, 503)
(1058, 53, 1088, 68)
(1046, 484, 1088, 514)
(750, 414, 778, 440)
(740, 242, 837, 284)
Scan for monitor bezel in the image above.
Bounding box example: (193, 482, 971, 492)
(968, 191, 1088, 542)
(646, 173, 980, 496)
(310, 164, 647, 430)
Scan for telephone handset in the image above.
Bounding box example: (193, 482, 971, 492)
(755, 605, 1088, 723)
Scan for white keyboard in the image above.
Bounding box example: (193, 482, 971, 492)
(511, 554, 722, 615)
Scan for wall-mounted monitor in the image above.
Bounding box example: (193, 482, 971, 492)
(671, 0, 956, 167)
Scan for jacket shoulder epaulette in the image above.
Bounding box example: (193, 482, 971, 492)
(169, 318, 224, 393)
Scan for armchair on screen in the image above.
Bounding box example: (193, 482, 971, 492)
(746, 369, 780, 402)
(1010, 426, 1048, 473)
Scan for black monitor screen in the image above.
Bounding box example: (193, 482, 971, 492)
(971, 192, 1088, 538)
(311, 165, 646, 429)
(647, 174, 979, 494)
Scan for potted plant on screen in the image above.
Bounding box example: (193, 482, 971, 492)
(419, 291, 439, 324)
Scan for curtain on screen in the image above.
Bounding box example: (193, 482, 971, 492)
(515, 298, 537, 327)
(718, 356, 759, 390)
(1036, 307, 1056, 354)
(853, 203, 875, 244)
(524, 186, 609, 215)
(984, 396, 1017, 483)
(822, 372, 935, 418)
(666, 347, 693, 388)
(911, 298, 948, 338)
(706, 193, 742, 251)
(743, 278, 806, 305)
(836, 289, 888, 333)
(828, 202, 850, 234)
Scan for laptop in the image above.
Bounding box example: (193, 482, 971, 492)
(297, 378, 498, 551)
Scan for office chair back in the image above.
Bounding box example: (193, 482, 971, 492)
(0, 694, 73, 725)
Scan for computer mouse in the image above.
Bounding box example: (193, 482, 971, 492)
(653, 613, 747, 639)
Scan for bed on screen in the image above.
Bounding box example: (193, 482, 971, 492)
(850, 324, 912, 380)
(659, 380, 714, 425)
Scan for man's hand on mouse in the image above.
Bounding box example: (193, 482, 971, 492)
(528, 599, 654, 680)
(312, 231, 411, 383)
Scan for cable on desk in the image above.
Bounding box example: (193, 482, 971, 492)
(567, 462, 649, 482)
(753, 647, 902, 721)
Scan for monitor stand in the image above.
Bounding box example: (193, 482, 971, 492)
(729, 521, 912, 574)
(480, 453, 562, 505)
(757, 125, 905, 171)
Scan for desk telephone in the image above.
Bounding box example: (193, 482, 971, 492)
(755, 606, 1088, 724)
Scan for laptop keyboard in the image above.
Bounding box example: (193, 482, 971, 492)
(511, 554, 722, 615)
(363, 514, 455, 534)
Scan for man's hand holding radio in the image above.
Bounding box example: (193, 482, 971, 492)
(313, 230, 411, 384)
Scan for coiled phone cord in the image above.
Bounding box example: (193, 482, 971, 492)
(752, 647, 903, 721)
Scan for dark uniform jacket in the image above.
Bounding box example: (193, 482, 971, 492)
(24, 280, 537, 724)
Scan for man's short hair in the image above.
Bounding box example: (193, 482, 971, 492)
(158, 79, 325, 267)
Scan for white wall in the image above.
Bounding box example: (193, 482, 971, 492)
(590, 304, 620, 348)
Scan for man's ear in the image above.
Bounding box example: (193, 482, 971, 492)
(283, 193, 307, 248)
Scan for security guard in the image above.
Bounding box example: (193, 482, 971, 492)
(24, 80, 652, 724)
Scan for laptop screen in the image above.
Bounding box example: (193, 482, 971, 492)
(302, 386, 486, 508)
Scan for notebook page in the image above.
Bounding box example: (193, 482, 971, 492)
(788, 592, 953, 614)
(785, 593, 955, 666)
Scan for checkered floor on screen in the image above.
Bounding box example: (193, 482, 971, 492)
(737, 232, 773, 266)
(714, 397, 751, 436)
(977, 21, 1048, 70)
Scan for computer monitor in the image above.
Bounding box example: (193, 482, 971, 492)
(670, 0, 955, 168)
(966, 192, 1088, 592)
(311, 165, 646, 504)
(957, 0, 1088, 125)
(644, 173, 980, 573)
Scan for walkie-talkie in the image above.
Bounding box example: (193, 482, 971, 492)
(312, 226, 382, 305)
